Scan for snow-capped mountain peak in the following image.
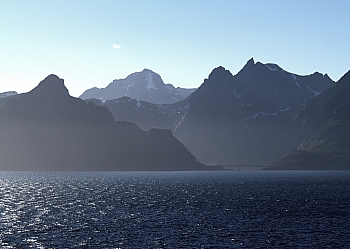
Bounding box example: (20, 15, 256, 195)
(80, 69, 195, 104)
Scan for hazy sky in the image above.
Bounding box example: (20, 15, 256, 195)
(1, 0, 350, 97)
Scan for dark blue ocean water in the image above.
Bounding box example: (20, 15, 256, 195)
(0, 171, 349, 248)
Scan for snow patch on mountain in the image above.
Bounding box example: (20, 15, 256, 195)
(243, 107, 292, 127)
(306, 85, 321, 96)
(146, 72, 158, 91)
(174, 104, 190, 131)
(266, 64, 278, 71)
(80, 69, 195, 104)
(291, 74, 301, 89)
(0, 91, 17, 99)
(295, 101, 305, 106)
(122, 80, 134, 91)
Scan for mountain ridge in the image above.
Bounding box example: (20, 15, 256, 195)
(0, 74, 207, 171)
(80, 69, 196, 104)
(88, 59, 335, 165)
(272, 70, 350, 169)
(1, 59, 343, 169)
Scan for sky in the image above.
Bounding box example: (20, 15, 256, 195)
(1, 0, 350, 97)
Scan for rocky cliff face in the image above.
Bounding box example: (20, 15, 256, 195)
(273, 70, 350, 169)
(80, 69, 195, 104)
(0, 75, 204, 171)
(173, 59, 334, 165)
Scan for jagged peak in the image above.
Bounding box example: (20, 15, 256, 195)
(323, 73, 334, 82)
(208, 66, 234, 80)
(239, 57, 256, 73)
(309, 72, 334, 81)
(247, 57, 255, 65)
(29, 74, 69, 97)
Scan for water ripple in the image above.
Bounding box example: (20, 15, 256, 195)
(0, 171, 349, 248)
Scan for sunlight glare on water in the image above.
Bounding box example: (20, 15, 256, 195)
(0, 171, 349, 248)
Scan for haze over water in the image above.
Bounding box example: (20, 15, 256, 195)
(0, 170, 349, 248)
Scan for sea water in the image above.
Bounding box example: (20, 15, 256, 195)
(0, 171, 349, 248)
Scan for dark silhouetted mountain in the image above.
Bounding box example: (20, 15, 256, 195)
(0, 75, 206, 171)
(80, 69, 195, 104)
(272, 70, 350, 169)
(90, 59, 334, 166)
(173, 60, 334, 165)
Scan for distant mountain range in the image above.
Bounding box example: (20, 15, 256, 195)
(2, 58, 349, 170)
(0, 75, 207, 171)
(80, 69, 196, 104)
(88, 58, 335, 167)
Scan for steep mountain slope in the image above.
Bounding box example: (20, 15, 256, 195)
(92, 59, 334, 165)
(174, 59, 334, 165)
(273, 70, 350, 169)
(80, 69, 195, 104)
(233, 58, 333, 118)
(0, 75, 204, 171)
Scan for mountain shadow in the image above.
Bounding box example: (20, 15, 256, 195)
(90, 59, 334, 166)
(272, 70, 350, 169)
(183, 60, 332, 164)
(0, 75, 206, 171)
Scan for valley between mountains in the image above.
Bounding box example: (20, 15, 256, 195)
(2, 58, 350, 170)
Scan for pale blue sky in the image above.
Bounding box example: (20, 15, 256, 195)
(1, 0, 349, 97)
